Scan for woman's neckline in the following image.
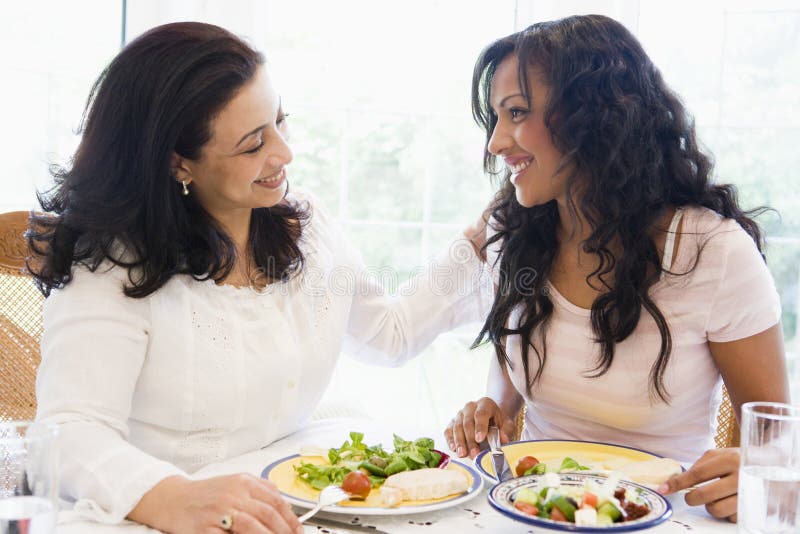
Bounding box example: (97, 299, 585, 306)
(188, 276, 279, 298)
(547, 207, 688, 316)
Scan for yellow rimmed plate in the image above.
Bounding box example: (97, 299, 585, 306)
(261, 454, 483, 515)
(475, 439, 667, 484)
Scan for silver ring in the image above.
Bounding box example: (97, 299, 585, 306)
(220, 513, 234, 531)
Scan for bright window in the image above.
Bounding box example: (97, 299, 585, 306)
(5, 1, 798, 431)
(0, 1, 122, 212)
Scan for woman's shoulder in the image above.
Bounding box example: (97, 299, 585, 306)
(677, 205, 764, 272)
(44, 261, 152, 323)
(69, 260, 129, 284)
(679, 205, 757, 249)
(52, 260, 145, 301)
(681, 205, 746, 234)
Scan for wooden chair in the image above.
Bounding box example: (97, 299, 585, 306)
(513, 385, 740, 448)
(714, 386, 739, 448)
(0, 211, 43, 421)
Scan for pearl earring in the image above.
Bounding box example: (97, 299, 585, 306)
(181, 180, 189, 196)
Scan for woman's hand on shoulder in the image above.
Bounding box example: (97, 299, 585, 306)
(444, 396, 517, 459)
(658, 447, 740, 522)
(129, 474, 304, 534)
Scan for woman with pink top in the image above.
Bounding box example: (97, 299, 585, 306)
(444, 15, 790, 523)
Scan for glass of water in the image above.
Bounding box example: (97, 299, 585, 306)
(738, 402, 800, 534)
(0, 421, 59, 534)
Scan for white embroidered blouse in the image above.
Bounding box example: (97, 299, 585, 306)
(35, 190, 491, 522)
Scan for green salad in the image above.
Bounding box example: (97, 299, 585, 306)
(294, 431, 445, 490)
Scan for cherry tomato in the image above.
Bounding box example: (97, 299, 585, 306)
(581, 491, 598, 509)
(515, 455, 541, 477)
(550, 506, 568, 522)
(341, 471, 371, 500)
(514, 501, 539, 516)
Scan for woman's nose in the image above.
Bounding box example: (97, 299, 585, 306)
(487, 124, 513, 156)
(266, 135, 293, 168)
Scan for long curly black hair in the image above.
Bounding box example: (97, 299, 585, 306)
(472, 15, 766, 402)
(28, 22, 307, 298)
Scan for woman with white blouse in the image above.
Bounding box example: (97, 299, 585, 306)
(29, 22, 490, 533)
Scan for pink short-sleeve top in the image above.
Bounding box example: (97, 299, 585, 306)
(488, 206, 781, 462)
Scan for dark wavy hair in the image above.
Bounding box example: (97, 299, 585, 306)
(28, 22, 307, 298)
(472, 15, 766, 402)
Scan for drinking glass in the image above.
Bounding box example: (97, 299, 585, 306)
(0, 421, 59, 534)
(738, 402, 800, 534)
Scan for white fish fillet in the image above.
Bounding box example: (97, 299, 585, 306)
(381, 468, 469, 503)
(617, 457, 683, 486)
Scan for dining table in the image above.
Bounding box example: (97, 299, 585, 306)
(56, 417, 738, 534)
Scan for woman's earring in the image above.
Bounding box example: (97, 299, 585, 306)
(181, 180, 189, 196)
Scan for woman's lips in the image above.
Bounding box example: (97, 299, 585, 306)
(509, 158, 532, 184)
(254, 168, 286, 190)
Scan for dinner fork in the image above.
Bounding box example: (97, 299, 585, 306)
(297, 485, 350, 523)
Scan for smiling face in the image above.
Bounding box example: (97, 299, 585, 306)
(488, 55, 570, 208)
(174, 66, 292, 226)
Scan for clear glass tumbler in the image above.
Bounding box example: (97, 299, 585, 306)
(0, 421, 59, 534)
(738, 402, 800, 534)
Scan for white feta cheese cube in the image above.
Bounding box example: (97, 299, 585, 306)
(575, 507, 598, 526)
(542, 472, 561, 488)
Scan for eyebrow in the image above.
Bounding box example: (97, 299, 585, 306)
(491, 93, 526, 111)
(233, 98, 284, 149)
(235, 124, 267, 148)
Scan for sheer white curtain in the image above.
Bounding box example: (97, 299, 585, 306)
(0, 1, 122, 212)
(5, 1, 797, 430)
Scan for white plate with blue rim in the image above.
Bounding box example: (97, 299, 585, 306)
(488, 472, 672, 532)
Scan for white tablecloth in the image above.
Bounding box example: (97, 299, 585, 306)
(57, 418, 736, 534)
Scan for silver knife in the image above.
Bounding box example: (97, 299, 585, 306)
(292, 507, 391, 534)
(487, 426, 513, 482)
(305, 515, 391, 534)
